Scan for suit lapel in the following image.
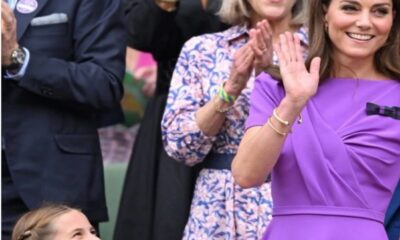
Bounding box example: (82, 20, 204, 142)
(15, 0, 48, 40)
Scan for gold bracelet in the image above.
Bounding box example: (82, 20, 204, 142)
(213, 96, 232, 114)
(272, 108, 289, 126)
(273, 108, 304, 125)
(266, 118, 290, 136)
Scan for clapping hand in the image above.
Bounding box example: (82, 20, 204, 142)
(274, 32, 321, 106)
(249, 20, 273, 74)
(1, 1, 18, 66)
(224, 43, 255, 96)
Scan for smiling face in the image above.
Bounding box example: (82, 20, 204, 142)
(51, 210, 100, 240)
(324, 0, 394, 63)
(248, 0, 297, 25)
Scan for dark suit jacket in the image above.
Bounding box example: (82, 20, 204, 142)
(2, 0, 126, 222)
(385, 182, 400, 240)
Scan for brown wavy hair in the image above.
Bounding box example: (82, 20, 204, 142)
(268, 0, 400, 82)
(12, 204, 74, 240)
(306, 0, 400, 82)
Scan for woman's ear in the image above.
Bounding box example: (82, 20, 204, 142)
(322, 4, 329, 29)
(322, 4, 328, 22)
(322, 4, 328, 13)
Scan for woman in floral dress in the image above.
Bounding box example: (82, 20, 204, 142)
(161, 0, 308, 239)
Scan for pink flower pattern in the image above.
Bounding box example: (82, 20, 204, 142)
(161, 25, 308, 239)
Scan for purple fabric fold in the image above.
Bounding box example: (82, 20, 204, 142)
(246, 74, 400, 239)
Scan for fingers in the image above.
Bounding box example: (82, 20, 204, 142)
(251, 20, 272, 54)
(257, 20, 273, 50)
(276, 32, 302, 65)
(2, 2, 13, 22)
(249, 29, 263, 57)
(2, 2, 16, 32)
(235, 44, 254, 70)
(277, 34, 290, 65)
(285, 32, 297, 62)
(293, 34, 304, 62)
(229, 44, 254, 89)
(309, 57, 321, 81)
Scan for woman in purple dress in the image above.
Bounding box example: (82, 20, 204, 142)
(233, 0, 400, 239)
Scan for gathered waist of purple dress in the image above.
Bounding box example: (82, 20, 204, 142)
(273, 205, 385, 223)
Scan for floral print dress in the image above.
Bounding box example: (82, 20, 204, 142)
(161, 25, 308, 240)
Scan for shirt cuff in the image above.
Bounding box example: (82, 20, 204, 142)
(4, 47, 30, 80)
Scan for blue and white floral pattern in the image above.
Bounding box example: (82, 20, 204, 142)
(161, 25, 308, 240)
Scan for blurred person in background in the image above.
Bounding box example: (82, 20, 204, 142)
(114, 0, 228, 239)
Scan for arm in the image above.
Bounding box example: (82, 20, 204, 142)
(161, 37, 218, 165)
(232, 32, 321, 188)
(196, 40, 255, 136)
(197, 22, 273, 136)
(18, 0, 126, 110)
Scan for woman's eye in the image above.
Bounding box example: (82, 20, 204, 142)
(341, 4, 358, 12)
(90, 229, 98, 236)
(373, 8, 389, 17)
(72, 232, 83, 237)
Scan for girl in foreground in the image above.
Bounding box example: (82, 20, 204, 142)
(12, 204, 99, 240)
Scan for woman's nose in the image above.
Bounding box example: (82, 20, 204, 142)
(355, 11, 372, 30)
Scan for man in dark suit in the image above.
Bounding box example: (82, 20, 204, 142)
(385, 182, 400, 240)
(1, 0, 126, 239)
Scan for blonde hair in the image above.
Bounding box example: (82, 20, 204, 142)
(218, 0, 308, 27)
(12, 204, 74, 240)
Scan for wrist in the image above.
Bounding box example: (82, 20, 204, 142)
(3, 45, 26, 71)
(213, 95, 233, 114)
(280, 96, 308, 112)
(3, 43, 20, 66)
(223, 81, 244, 97)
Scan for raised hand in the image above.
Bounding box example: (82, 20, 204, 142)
(274, 32, 321, 105)
(1, 1, 19, 65)
(224, 43, 255, 96)
(249, 20, 273, 74)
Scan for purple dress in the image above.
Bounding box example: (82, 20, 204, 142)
(246, 74, 400, 240)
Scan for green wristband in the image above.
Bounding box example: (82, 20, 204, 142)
(218, 82, 237, 104)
